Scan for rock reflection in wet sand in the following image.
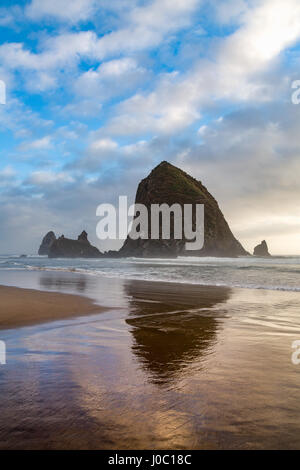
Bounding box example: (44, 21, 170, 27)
(1, 273, 300, 449)
(125, 281, 230, 385)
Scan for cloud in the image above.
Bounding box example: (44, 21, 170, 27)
(90, 138, 118, 152)
(103, 71, 201, 135)
(27, 171, 74, 186)
(0, 166, 16, 183)
(0, 34, 95, 93)
(96, 58, 140, 77)
(209, 0, 250, 25)
(19, 136, 53, 152)
(0, 5, 23, 27)
(0, 30, 98, 91)
(91, 0, 201, 57)
(0, 0, 201, 92)
(26, 0, 97, 23)
(58, 99, 103, 118)
(0, 160, 146, 252)
(73, 95, 300, 254)
(73, 57, 148, 102)
(0, 97, 53, 140)
(169, 101, 300, 254)
(101, 0, 300, 136)
(2, 0, 300, 255)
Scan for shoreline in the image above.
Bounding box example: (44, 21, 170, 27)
(0, 285, 106, 330)
(1, 271, 300, 332)
(5, 265, 300, 294)
(0, 274, 300, 448)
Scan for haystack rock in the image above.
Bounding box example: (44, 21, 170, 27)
(48, 231, 102, 258)
(38, 231, 56, 255)
(253, 240, 271, 257)
(119, 161, 248, 258)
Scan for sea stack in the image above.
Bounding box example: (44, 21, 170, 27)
(253, 240, 271, 257)
(38, 231, 56, 255)
(119, 161, 248, 258)
(48, 231, 102, 258)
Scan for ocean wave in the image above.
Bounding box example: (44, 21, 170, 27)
(5, 263, 299, 293)
(0, 260, 24, 266)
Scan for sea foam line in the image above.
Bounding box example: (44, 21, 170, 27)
(7, 263, 300, 293)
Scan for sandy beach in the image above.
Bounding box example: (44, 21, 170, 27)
(2, 0, 300, 454)
(0, 270, 300, 449)
(0, 285, 105, 329)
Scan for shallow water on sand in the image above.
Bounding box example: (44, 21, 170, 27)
(0, 270, 300, 449)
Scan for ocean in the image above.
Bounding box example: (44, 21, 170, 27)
(1, 254, 300, 292)
(1, 255, 300, 449)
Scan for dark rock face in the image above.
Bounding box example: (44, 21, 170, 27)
(119, 161, 248, 258)
(78, 230, 88, 242)
(48, 232, 102, 258)
(253, 240, 271, 257)
(38, 231, 56, 255)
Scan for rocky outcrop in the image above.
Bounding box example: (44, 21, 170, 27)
(119, 161, 248, 258)
(48, 231, 102, 258)
(40, 162, 250, 259)
(78, 230, 88, 242)
(38, 231, 56, 255)
(253, 240, 271, 257)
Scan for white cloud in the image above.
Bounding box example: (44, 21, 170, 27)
(29, 171, 74, 185)
(0, 97, 54, 142)
(0, 31, 98, 91)
(0, 166, 16, 180)
(19, 136, 53, 152)
(0, 5, 23, 27)
(2, 0, 300, 255)
(58, 99, 103, 118)
(98, 58, 139, 77)
(198, 125, 208, 136)
(90, 138, 118, 152)
(101, 0, 300, 136)
(62, 57, 148, 118)
(0, 31, 97, 71)
(26, 0, 97, 23)
(103, 71, 201, 135)
(0, 0, 201, 92)
(74, 57, 147, 100)
(76, 0, 201, 60)
(4, 0, 298, 103)
(209, 0, 250, 25)
(221, 0, 300, 69)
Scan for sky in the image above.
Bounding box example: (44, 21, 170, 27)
(1, 0, 300, 254)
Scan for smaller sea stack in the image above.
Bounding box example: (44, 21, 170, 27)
(48, 231, 102, 258)
(253, 240, 271, 257)
(38, 231, 56, 255)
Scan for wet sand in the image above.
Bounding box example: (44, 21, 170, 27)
(0, 285, 105, 329)
(0, 271, 300, 449)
